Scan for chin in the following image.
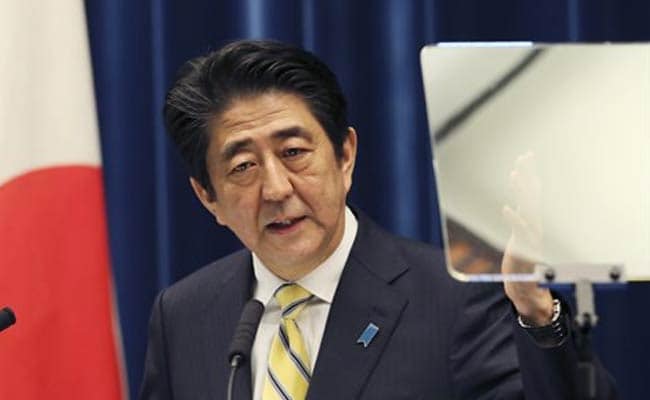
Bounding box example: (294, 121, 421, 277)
(275, 249, 322, 270)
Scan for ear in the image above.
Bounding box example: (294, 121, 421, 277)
(341, 127, 357, 193)
(189, 177, 227, 225)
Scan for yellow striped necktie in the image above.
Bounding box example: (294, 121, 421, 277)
(262, 283, 314, 400)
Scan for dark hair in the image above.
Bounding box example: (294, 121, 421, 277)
(164, 39, 349, 198)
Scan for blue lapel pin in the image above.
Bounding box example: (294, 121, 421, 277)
(356, 322, 379, 348)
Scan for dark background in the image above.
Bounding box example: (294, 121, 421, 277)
(85, 1, 650, 398)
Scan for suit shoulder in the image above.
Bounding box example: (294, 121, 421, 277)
(393, 233, 503, 295)
(393, 234, 444, 262)
(356, 217, 482, 299)
(159, 248, 250, 309)
(371, 224, 449, 278)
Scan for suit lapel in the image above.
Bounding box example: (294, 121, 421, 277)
(197, 251, 255, 400)
(307, 212, 409, 400)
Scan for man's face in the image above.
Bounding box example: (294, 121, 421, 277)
(191, 91, 356, 280)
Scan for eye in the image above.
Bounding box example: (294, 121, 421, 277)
(283, 148, 305, 158)
(230, 161, 255, 174)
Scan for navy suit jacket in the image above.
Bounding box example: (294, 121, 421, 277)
(140, 210, 617, 399)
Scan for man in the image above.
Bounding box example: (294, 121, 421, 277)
(140, 40, 617, 399)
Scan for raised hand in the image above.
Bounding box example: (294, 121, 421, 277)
(502, 152, 554, 326)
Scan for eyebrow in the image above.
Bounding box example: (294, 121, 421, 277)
(221, 138, 253, 161)
(220, 126, 312, 161)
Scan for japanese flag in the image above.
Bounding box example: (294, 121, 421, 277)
(0, 1, 126, 398)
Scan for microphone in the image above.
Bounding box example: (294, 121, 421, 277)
(227, 299, 264, 400)
(0, 307, 16, 333)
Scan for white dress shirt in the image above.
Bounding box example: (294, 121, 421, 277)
(250, 206, 358, 400)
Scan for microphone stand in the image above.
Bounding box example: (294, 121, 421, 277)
(228, 355, 244, 400)
(535, 263, 624, 400)
(227, 300, 264, 400)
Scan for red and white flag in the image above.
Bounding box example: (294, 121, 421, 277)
(0, 2, 126, 398)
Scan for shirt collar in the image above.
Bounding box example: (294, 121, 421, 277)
(253, 206, 358, 306)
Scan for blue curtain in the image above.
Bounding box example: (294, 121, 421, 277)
(85, 1, 650, 398)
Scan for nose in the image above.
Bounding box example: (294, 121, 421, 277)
(261, 158, 293, 202)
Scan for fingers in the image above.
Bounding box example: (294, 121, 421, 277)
(503, 203, 541, 262)
(502, 205, 531, 243)
(502, 204, 522, 230)
(508, 152, 542, 232)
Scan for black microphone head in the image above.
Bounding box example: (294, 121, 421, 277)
(0, 307, 16, 332)
(228, 300, 264, 365)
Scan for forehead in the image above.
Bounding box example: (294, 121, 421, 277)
(209, 92, 325, 152)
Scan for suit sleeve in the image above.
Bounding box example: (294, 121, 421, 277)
(448, 282, 618, 400)
(512, 298, 619, 400)
(139, 291, 173, 400)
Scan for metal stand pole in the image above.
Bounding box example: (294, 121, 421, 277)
(535, 263, 625, 400)
(575, 279, 597, 400)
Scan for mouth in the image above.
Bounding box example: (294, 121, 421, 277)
(266, 216, 307, 234)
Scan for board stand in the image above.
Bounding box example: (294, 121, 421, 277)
(535, 263, 625, 400)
